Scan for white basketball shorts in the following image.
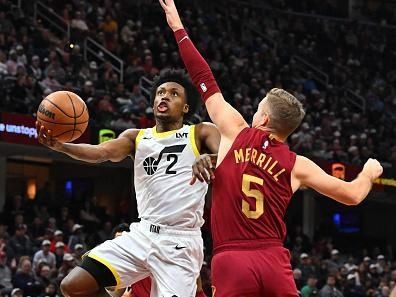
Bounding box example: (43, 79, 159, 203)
(85, 219, 204, 297)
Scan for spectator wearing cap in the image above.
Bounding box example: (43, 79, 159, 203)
(376, 255, 386, 274)
(15, 45, 27, 66)
(33, 240, 56, 270)
(327, 249, 342, 273)
(0, 250, 12, 289)
(298, 253, 316, 284)
(67, 224, 84, 253)
(72, 244, 84, 266)
(27, 55, 43, 80)
(57, 253, 75, 282)
(319, 275, 343, 297)
(6, 49, 23, 76)
(8, 224, 32, 261)
(343, 273, 364, 297)
(301, 275, 318, 297)
(54, 241, 66, 269)
(11, 288, 23, 297)
(50, 230, 69, 254)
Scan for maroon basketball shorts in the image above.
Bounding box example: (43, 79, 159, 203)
(211, 246, 298, 297)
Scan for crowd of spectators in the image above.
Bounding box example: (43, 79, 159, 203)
(0, 0, 395, 167)
(1, 191, 395, 297)
(0, 0, 395, 295)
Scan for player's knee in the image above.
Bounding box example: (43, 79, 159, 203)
(60, 269, 99, 297)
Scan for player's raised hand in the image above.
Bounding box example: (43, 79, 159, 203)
(36, 121, 63, 151)
(159, 0, 184, 32)
(361, 158, 383, 182)
(190, 154, 217, 185)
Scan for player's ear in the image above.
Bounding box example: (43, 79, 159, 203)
(183, 104, 189, 114)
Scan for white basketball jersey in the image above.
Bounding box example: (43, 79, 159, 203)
(134, 125, 208, 228)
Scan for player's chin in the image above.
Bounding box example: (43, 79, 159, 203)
(154, 112, 174, 122)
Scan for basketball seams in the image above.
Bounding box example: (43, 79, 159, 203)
(52, 129, 83, 138)
(74, 101, 86, 118)
(37, 116, 89, 125)
(66, 92, 77, 142)
(43, 98, 75, 118)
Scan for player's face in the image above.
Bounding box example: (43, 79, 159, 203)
(252, 97, 269, 128)
(153, 82, 189, 122)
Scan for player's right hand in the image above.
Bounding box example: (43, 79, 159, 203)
(159, 0, 184, 32)
(36, 121, 63, 151)
(361, 158, 383, 182)
(190, 154, 217, 185)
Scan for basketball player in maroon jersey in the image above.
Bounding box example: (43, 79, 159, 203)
(159, 1, 384, 296)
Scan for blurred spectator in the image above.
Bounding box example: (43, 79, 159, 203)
(319, 275, 343, 297)
(0, 250, 12, 290)
(8, 225, 32, 262)
(32, 240, 56, 270)
(67, 225, 84, 253)
(49, 231, 69, 254)
(301, 275, 319, 297)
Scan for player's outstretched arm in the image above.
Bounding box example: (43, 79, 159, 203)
(37, 122, 138, 163)
(159, 0, 248, 141)
(292, 156, 383, 205)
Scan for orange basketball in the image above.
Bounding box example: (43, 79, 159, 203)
(37, 91, 89, 143)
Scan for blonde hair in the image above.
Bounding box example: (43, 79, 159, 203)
(265, 88, 305, 137)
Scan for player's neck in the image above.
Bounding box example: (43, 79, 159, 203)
(255, 126, 286, 142)
(155, 119, 184, 133)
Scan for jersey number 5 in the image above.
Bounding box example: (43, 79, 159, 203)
(242, 174, 264, 219)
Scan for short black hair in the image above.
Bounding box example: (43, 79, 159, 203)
(111, 223, 130, 238)
(150, 69, 201, 120)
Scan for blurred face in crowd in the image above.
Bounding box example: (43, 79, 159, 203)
(21, 259, 32, 273)
(327, 276, 336, 287)
(307, 277, 318, 288)
(153, 82, 188, 123)
(40, 265, 51, 279)
(43, 243, 50, 253)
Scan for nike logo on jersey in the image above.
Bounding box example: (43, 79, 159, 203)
(143, 144, 187, 175)
(175, 245, 186, 250)
(142, 136, 152, 140)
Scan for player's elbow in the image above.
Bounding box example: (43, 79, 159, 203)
(339, 190, 364, 206)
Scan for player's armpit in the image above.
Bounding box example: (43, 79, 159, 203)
(205, 93, 249, 141)
(292, 156, 373, 206)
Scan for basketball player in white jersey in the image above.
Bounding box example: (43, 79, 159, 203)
(36, 69, 220, 297)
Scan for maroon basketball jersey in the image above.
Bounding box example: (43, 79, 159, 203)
(211, 127, 296, 253)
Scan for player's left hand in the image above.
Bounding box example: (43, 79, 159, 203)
(159, 0, 184, 32)
(190, 154, 217, 185)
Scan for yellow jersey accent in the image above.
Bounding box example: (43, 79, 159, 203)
(135, 129, 144, 152)
(152, 126, 179, 138)
(88, 253, 121, 289)
(189, 125, 200, 157)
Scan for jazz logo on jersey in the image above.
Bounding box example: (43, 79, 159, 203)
(143, 145, 186, 175)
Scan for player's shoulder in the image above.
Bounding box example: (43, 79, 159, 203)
(194, 122, 218, 136)
(118, 128, 142, 141)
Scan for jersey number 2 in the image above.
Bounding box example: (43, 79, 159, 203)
(165, 154, 178, 174)
(242, 174, 264, 219)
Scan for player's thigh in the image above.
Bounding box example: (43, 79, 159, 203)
(211, 251, 261, 297)
(260, 247, 298, 297)
(86, 229, 151, 289)
(61, 266, 101, 296)
(149, 235, 203, 297)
